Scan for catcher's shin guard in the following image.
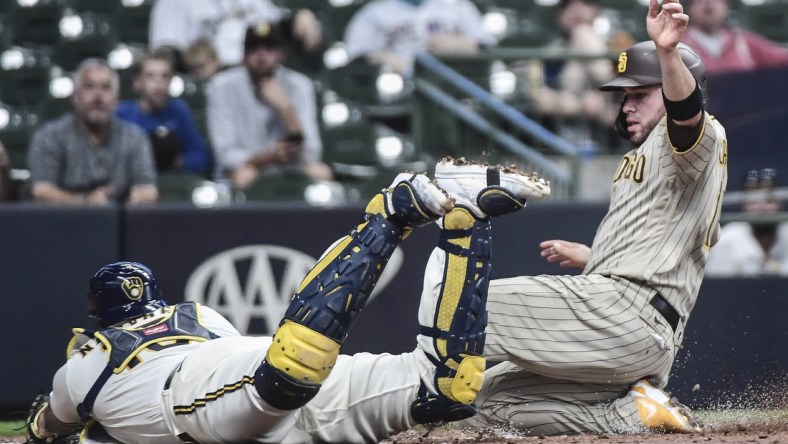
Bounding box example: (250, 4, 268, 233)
(411, 207, 491, 424)
(256, 173, 450, 410)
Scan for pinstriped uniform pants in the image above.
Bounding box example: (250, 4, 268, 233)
(462, 273, 678, 435)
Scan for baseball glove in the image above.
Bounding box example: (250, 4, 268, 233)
(25, 394, 80, 444)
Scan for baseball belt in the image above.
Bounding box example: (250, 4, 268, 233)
(649, 292, 680, 332)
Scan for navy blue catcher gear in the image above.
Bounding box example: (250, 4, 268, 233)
(88, 261, 167, 328)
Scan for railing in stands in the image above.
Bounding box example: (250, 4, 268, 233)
(412, 52, 582, 198)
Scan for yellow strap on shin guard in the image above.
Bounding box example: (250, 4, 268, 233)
(266, 321, 340, 384)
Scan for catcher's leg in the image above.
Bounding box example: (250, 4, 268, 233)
(255, 172, 453, 410)
(411, 158, 550, 423)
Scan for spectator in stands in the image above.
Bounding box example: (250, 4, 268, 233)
(184, 39, 222, 81)
(527, 0, 621, 150)
(27, 59, 158, 205)
(0, 141, 11, 201)
(207, 22, 332, 189)
(149, 0, 321, 69)
(682, 0, 788, 75)
(343, 0, 496, 76)
(707, 169, 788, 277)
(116, 49, 213, 177)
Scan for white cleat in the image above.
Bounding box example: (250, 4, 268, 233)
(631, 380, 704, 434)
(434, 157, 551, 219)
(382, 172, 454, 228)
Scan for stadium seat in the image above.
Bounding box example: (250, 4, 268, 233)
(52, 34, 119, 71)
(741, 3, 788, 44)
(35, 97, 72, 123)
(0, 54, 53, 107)
(0, 14, 12, 51)
(319, 1, 369, 46)
(322, 59, 412, 112)
(66, 0, 122, 14)
(8, 1, 65, 47)
(241, 171, 315, 202)
(0, 106, 37, 171)
(486, 3, 560, 48)
(156, 172, 207, 203)
(113, 0, 154, 46)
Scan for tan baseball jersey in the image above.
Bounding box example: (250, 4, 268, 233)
(469, 112, 728, 435)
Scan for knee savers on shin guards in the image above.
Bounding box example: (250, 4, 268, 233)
(412, 210, 491, 423)
(254, 322, 338, 410)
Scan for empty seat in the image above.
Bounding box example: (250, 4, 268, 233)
(741, 3, 788, 44)
(0, 106, 38, 171)
(0, 53, 53, 107)
(241, 171, 315, 203)
(113, 0, 154, 46)
(156, 172, 206, 203)
(9, 1, 65, 47)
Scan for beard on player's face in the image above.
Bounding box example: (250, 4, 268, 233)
(629, 109, 665, 147)
(621, 86, 665, 147)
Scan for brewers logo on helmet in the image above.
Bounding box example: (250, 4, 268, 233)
(87, 261, 167, 327)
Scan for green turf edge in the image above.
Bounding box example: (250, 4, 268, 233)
(0, 420, 25, 437)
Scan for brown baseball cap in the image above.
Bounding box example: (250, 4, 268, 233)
(244, 21, 288, 52)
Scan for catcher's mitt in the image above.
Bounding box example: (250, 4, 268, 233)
(25, 394, 80, 444)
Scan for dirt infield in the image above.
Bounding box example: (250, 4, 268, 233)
(383, 410, 788, 444)
(3, 410, 786, 443)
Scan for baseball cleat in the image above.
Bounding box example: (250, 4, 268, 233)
(631, 379, 704, 434)
(373, 172, 454, 229)
(434, 157, 550, 220)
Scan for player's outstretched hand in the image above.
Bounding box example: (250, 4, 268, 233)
(540, 240, 590, 269)
(647, 0, 689, 50)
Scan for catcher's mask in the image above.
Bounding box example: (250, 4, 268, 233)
(88, 261, 167, 328)
(600, 41, 707, 139)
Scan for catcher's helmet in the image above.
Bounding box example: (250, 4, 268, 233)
(88, 261, 167, 327)
(600, 41, 706, 91)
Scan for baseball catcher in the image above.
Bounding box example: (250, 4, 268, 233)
(26, 158, 550, 443)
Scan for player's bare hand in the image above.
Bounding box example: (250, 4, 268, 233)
(647, 0, 688, 50)
(539, 240, 590, 269)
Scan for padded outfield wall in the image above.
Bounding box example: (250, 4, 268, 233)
(1, 203, 785, 411)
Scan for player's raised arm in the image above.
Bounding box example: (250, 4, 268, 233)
(648, 0, 703, 130)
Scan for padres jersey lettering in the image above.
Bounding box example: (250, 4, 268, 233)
(586, 114, 728, 329)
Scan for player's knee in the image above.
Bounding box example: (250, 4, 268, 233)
(253, 362, 321, 410)
(266, 322, 340, 383)
(254, 322, 340, 410)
